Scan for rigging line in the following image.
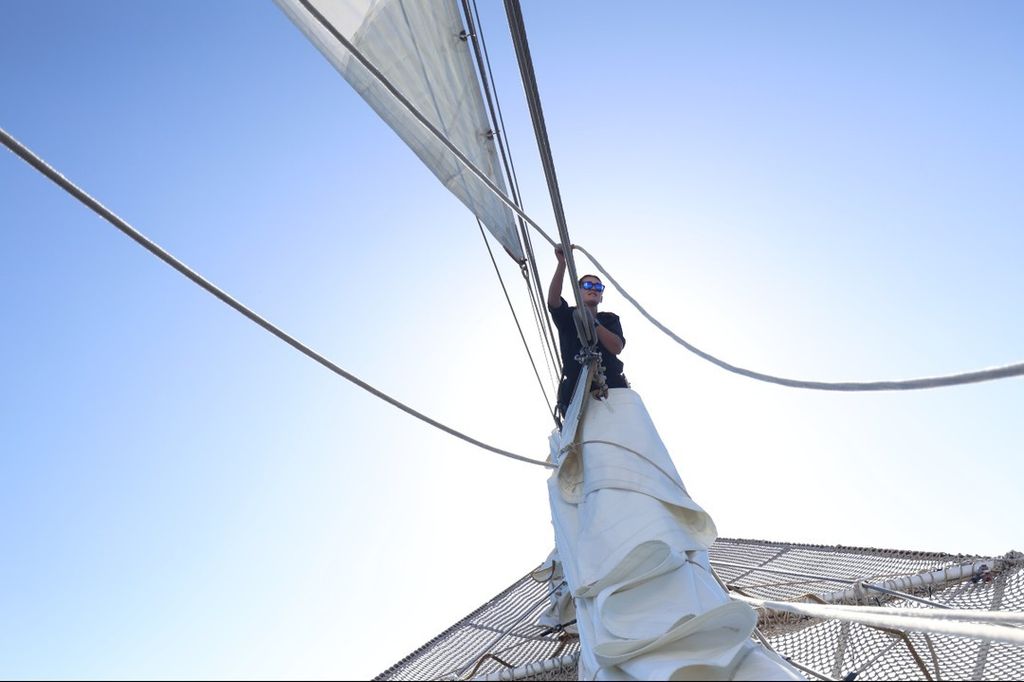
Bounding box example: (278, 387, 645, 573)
(460, 2, 561, 391)
(464, 622, 565, 643)
(444, 582, 566, 679)
(523, 232, 562, 382)
(728, 577, 836, 591)
(708, 566, 837, 682)
(518, 236, 561, 385)
(575, 245, 1024, 391)
(847, 639, 904, 680)
(710, 559, 855, 585)
(459, 0, 563, 389)
(296, 0, 579, 377)
(732, 595, 1024, 645)
(476, 219, 558, 425)
(293, 0, 559, 253)
(503, 0, 593, 347)
(290, 2, 1024, 393)
(519, 261, 559, 387)
(459, 0, 524, 219)
(519, 264, 560, 395)
(752, 601, 1024, 626)
(294, 0, 572, 374)
(0, 126, 554, 471)
(393, 0, 552, 411)
(861, 582, 952, 610)
(751, 631, 835, 682)
(464, 0, 561, 376)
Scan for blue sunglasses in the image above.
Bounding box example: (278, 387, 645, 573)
(581, 281, 605, 292)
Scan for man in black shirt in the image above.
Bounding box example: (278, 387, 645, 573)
(547, 245, 628, 422)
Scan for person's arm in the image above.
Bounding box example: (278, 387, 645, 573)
(548, 246, 567, 309)
(594, 319, 624, 355)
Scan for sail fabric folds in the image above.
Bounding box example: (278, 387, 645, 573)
(547, 389, 803, 680)
(275, 0, 525, 261)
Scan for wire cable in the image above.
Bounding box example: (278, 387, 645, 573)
(464, 0, 562, 380)
(459, 0, 561, 392)
(732, 594, 1024, 646)
(476, 219, 558, 425)
(0, 125, 554, 470)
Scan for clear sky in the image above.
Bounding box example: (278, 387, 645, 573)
(2, 1, 1022, 679)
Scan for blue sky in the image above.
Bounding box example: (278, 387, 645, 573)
(2, 1, 1022, 679)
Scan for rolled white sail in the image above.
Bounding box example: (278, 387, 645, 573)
(275, 0, 524, 261)
(548, 388, 803, 680)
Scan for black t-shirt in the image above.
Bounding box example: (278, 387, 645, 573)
(549, 297, 628, 409)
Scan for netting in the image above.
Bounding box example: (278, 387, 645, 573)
(374, 569, 580, 681)
(374, 538, 1023, 681)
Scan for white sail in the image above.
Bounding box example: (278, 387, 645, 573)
(275, 0, 524, 261)
(549, 386, 803, 680)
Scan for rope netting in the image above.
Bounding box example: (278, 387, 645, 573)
(374, 570, 580, 681)
(374, 538, 1023, 681)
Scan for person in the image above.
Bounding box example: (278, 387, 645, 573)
(548, 245, 628, 422)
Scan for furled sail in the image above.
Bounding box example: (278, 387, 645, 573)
(275, 0, 524, 261)
(548, 376, 804, 679)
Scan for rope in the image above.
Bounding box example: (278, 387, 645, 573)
(751, 628, 836, 681)
(449, 653, 580, 682)
(755, 601, 1024, 626)
(460, 0, 562, 387)
(296, 0, 578, 394)
(446, 581, 566, 679)
(575, 245, 1024, 391)
(849, 638, 904, 679)
(732, 594, 1024, 646)
(710, 559, 857, 585)
(708, 564, 837, 681)
(520, 264, 561, 394)
(468, 0, 561, 382)
(291, 1, 1024, 395)
(566, 439, 686, 492)
(861, 581, 951, 610)
(461, 653, 516, 680)
(0, 126, 554, 471)
(476, 220, 557, 424)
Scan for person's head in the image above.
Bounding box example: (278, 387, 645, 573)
(578, 275, 604, 307)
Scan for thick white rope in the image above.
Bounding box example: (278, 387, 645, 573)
(575, 245, 1024, 391)
(0, 126, 554, 470)
(708, 566, 836, 681)
(769, 601, 1024, 625)
(818, 560, 990, 603)
(733, 594, 1024, 646)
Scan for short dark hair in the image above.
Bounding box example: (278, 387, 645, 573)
(578, 274, 601, 286)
